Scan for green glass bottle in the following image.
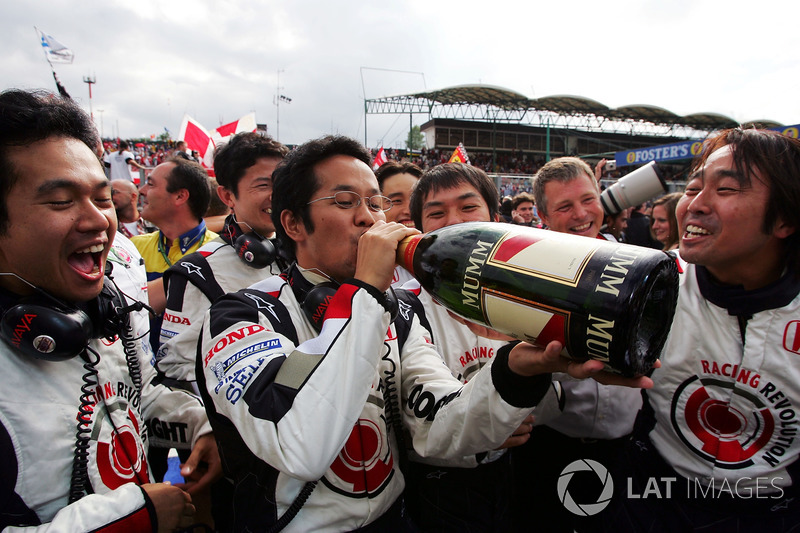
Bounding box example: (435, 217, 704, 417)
(396, 221, 678, 376)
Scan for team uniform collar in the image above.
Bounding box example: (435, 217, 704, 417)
(696, 264, 800, 317)
(286, 263, 335, 303)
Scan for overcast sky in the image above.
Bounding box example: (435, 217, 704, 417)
(4, 0, 799, 147)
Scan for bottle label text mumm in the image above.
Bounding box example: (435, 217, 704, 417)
(397, 222, 678, 377)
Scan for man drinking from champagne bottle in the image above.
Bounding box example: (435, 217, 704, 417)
(196, 135, 653, 531)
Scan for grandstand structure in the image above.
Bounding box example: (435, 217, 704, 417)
(364, 84, 782, 169)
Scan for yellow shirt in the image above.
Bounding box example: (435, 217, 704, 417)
(131, 222, 218, 281)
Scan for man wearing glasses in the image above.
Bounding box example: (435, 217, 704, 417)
(196, 135, 651, 531)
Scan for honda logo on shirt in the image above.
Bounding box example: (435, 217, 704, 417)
(783, 320, 800, 354)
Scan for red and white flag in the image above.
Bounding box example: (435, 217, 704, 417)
(178, 115, 215, 171)
(178, 113, 257, 176)
(372, 146, 388, 170)
(212, 113, 257, 144)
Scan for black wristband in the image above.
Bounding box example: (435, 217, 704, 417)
(491, 341, 552, 408)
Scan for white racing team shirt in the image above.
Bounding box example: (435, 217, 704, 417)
(158, 218, 286, 381)
(197, 266, 551, 532)
(0, 263, 212, 530)
(645, 262, 800, 494)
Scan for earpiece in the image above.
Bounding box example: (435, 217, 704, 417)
(1, 301, 93, 361)
(300, 281, 399, 334)
(230, 214, 277, 269)
(234, 233, 277, 269)
(0, 276, 126, 362)
(301, 281, 339, 333)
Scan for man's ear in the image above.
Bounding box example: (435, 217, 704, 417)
(173, 188, 189, 207)
(281, 209, 306, 243)
(773, 218, 796, 240)
(539, 211, 550, 228)
(217, 185, 236, 210)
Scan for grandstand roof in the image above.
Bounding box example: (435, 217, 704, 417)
(680, 112, 738, 129)
(533, 95, 609, 115)
(612, 104, 680, 123)
(416, 84, 529, 110)
(365, 83, 764, 137)
(741, 119, 784, 129)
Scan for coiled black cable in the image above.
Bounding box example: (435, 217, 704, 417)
(110, 295, 148, 484)
(382, 341, 409, 475)
(118, 314, 142, 415)
(68, 345, 100, 503)
(68, 287, 148, 503)
(267, 480, 318, 533)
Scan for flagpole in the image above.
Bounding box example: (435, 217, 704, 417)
(35, 26, 56, 89)
(83, 76, 96, 121)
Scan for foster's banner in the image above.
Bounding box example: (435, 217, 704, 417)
(615, 123, 800, 167)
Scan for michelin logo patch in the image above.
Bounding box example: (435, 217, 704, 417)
(159, 328, 178, 339)
(211, 338, 285, 403)
(220, 338, 283, 375)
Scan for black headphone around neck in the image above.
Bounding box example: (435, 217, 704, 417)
(229, 214, 278, 269)
(0, 274, 127, 362)
(300, 281, 340, 333)
(294, 268, 400, 334)
(234, 232, 277, 269)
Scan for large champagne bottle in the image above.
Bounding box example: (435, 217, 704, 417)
(396, 221, 678, 376)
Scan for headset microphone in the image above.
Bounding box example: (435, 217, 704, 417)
(0, 272, 126, 361)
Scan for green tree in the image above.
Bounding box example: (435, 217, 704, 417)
(406, 125, 424, 151)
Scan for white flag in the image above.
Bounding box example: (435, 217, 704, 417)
(36, 27, 74, 64)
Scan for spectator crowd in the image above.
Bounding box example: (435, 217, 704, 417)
(2, 87, 800, 533)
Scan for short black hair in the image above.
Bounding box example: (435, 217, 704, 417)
(213, 132, 287, 196)
(410, 163, 499, 229)
(164, 157, 212, 221)
(0, 89, 99, 235)
(375, 160, 422, 190)
(271, 135, 372, 254)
